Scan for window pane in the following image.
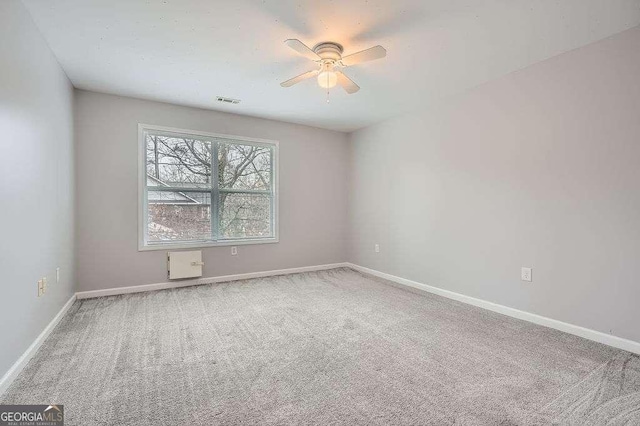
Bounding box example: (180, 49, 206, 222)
(147, 191, 211, 242)
(218, 143, 271, 191)
(146, 133, 212, 189)
(219, 192, 271, 239)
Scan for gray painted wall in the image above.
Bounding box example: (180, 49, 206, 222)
(74, 90, 349, 292)
(348, 26, 640, 343)
(0, 1, 75, 378)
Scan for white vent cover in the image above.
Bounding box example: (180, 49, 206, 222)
(216, 96, 241, 104)
(168, 251, 204, 280)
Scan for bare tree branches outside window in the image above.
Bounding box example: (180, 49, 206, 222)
(144, 131, 274, 243)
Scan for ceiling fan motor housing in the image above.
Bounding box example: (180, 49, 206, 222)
(313, 42, 344, 62)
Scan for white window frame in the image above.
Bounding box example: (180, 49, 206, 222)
(138, 123, 279, 251)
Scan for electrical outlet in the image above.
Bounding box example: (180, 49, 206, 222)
(521, 267, 532, 282)
(231, 246, 238, 256)
(374, 244, 380, 253)
(56, 267, 60, 283)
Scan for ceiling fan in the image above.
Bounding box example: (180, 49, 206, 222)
(280, 39, 387, 94)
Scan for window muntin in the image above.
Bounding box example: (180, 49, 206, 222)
(140, 126, 277, 249)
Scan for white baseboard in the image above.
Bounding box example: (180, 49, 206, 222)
(0, 294, 77, 396)
(76, 263, 349, 299)
(346, 263, 640, 355)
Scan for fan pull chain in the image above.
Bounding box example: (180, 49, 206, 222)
(327, 71, 330, 103)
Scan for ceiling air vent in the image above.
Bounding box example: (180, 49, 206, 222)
(216, 96, 241, 104)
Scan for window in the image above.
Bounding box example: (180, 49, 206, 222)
(138, 124, 278, 250)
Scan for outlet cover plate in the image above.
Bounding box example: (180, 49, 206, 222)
(521, 267, 532, 282)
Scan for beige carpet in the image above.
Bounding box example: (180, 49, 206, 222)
(2, 268, 639, 425)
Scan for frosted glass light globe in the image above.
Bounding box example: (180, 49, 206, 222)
(317, 71, 337, 89)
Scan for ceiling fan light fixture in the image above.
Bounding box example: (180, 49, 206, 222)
(281, 39, 386, 95)
(317, 70, 337, 89)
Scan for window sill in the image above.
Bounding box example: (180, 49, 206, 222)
(138, 237, 279, 252)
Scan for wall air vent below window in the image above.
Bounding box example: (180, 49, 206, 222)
(168, 250, 203, 279)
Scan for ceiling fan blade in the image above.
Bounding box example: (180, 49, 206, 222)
(284, 39, 321, 61)
(336, 71, 360, 94)
(280, 69, 319, 87)
(341, 45, 386, 66)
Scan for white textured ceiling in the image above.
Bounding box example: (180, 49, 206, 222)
(22, 0, 640, 132)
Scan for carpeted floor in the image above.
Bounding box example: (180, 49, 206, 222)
(2, 268, 639, 425)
